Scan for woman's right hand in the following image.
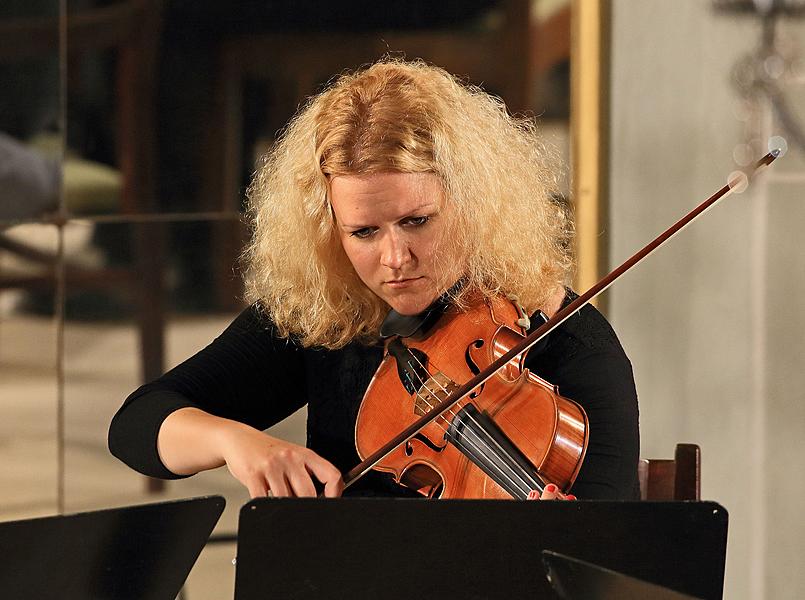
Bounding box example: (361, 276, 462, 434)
(217, 421, 344, 499)
(157, 407, 343, 499)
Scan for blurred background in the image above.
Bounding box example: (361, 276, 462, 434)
(0, 0, 803, 598)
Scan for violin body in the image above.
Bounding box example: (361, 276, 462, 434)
(354, 297, 588, 499)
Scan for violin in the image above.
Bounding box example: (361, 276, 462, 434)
(354, 295, 588, 499)
(344, 149, 781, 500)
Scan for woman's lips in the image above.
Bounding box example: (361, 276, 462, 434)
(384, 276, 423, 289)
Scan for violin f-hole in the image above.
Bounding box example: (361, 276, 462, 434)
(465, 339, 485, 397)
(405, 432, 447, 455)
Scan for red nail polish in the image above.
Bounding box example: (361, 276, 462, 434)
(567, 494, 577, 501)
(546, 484, 557, 493)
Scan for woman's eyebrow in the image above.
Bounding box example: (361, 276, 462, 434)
(338, 202, 438, 229)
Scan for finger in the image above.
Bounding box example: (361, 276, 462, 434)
(305, 455, 344, 498)
(319, 474, 344, 498)
(245, 478, 269, 499)
(287, 468, 318, 498)
(266, 472, 291, 498)
(327, 476, 345, 498)
(540, 483, 561, 501)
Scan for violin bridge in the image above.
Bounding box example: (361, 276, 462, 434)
(413, 373, 459, 417)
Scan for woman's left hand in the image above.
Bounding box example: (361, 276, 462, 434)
(535, 483, 576, 501)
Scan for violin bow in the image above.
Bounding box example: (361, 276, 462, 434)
(342, 147, 782, 491)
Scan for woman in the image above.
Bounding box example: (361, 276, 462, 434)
(109, 59, 639, 500)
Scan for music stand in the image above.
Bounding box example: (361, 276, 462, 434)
(542, 549, 702, 599)
(234, 499, 727, 600)
(0, 495, 225, 600)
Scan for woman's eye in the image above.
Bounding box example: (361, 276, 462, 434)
(350, 228, 375, 239)
(406, 216, 430, 227)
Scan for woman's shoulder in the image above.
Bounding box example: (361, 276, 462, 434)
(224, 304, 374, 359)
(221, 303, 310, 351)
(224, 303, 275, 334)
(528, 290, 631, 367)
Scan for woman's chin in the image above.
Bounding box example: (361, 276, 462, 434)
(385, 292, 438, 316)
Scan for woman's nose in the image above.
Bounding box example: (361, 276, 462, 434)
(380, 232, 411, 269)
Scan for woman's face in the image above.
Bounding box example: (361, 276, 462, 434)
(330, 172, 461, 316)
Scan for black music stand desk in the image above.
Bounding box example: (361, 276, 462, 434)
(542, 549, 703, 599)
(0, 495, 225, 600)
(234, 498, 727, 600)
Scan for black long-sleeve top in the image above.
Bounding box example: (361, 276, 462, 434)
(108, 294, 640, 499)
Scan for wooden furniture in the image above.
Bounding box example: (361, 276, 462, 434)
(0, 0, 166, 492)
(638, 443, 701, 501)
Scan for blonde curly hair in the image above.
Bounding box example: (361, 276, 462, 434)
(244, 59, 574, 349)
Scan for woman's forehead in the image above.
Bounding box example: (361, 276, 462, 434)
(330, 172, 442, 199)
(329, 172, 444, 222)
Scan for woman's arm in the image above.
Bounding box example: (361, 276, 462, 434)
(108, 305, 343, 497)
(157, 407, 342, 497)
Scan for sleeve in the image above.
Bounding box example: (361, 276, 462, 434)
(542, 349, 640, 500)
(107, 305, 308, 479)
(524, 308, 640, 500)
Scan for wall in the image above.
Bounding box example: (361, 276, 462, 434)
(609, 2, 805, 598)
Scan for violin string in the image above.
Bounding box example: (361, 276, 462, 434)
(403, 347, 541, 497)
(404, 350, 538, 497)
(394, 347, 530, 497)
(415, 383, 532, 499)
(411, 373, 535, 498)
(394, 368, 529, 498)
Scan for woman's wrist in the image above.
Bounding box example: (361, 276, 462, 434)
(158, 407, 238, 475)
(213, 417, 271, 460)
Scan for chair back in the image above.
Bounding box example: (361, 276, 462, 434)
(638, 443, 701, 500)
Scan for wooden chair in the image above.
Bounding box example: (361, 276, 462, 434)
(638, 443, 701, 501)
(0, 0, 166, 492)
(0, 0, 165, 377)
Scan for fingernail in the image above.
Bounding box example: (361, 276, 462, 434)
(545, 484, 557, 493)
